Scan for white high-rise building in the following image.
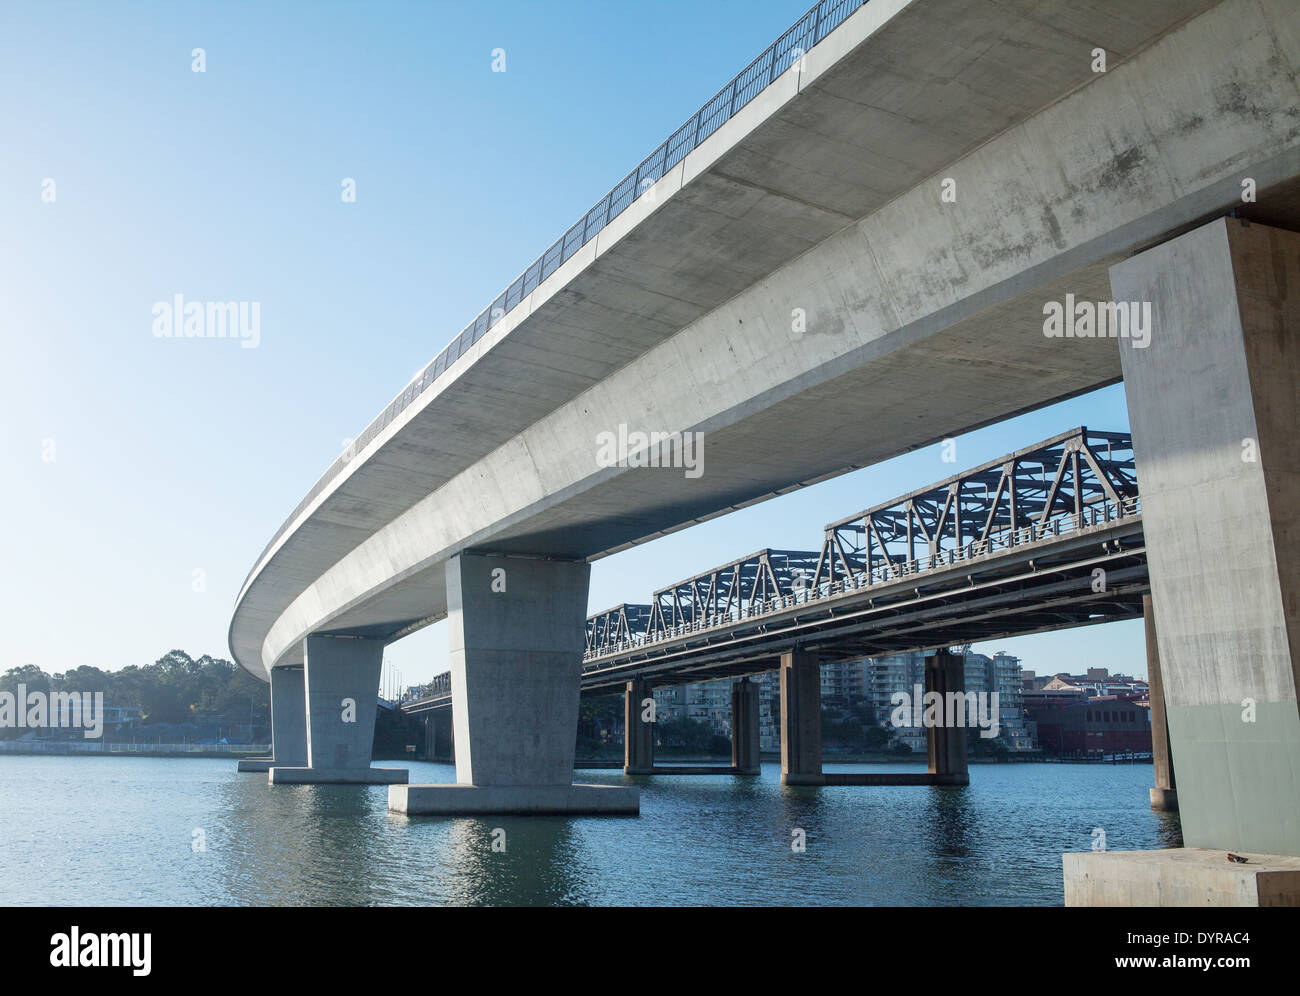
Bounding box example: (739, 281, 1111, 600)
(665, 650, 1037, 753)
(867, 650, 1038, 752)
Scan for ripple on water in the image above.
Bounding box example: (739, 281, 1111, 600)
(0, 757, 1178, 906)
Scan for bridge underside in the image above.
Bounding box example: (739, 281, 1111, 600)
(232, 0, 1300, 677)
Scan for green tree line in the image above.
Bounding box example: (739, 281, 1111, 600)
(0, 650, 269, 728)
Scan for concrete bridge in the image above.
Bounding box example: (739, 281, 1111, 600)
(231, 0, 1300, 898)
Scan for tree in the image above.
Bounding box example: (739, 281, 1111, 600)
(657, 716, 730, 755)
(1, 664, 53, 695)
(863, 725, 892, 750)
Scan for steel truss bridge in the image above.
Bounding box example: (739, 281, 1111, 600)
(581, 426, 1146, 690)
(404, 426, 1146, 713)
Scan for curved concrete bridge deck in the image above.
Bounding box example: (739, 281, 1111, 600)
(231, 0, 1300, 832)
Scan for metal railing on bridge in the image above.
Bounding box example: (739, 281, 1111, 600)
(246, 0, 872, 585)
(583, 428, 1139, 663)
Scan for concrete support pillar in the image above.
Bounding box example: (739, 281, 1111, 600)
(623, 678, 655, 774)
(270, 665, 306, 766)
(1111, 217, 1300, 855)
(1144, 594, 1178, 811)
(925, 649, 969, 786)
(446, 553, 587, 787)
(731, 678, 760, 775)
(424, 710, 453, 762)
(780, 649, 822, 785)
(389, 552, 637, 814)
(238, 665, 307, 773)
(269, 635, 407, 784)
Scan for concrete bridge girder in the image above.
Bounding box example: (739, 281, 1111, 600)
(233, 0, 1225, 680)
(251, 0, 1300, 677)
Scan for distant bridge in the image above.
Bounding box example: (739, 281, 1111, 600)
(405, 425, 1146, 700)
(581, 426, 1144, 688)
(403, 426, 1148, 787)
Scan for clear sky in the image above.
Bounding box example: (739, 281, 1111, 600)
(0, 0, 1144, 690)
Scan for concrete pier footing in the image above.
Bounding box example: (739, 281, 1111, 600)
(391, 552, 638, 816)
(623, 678, 654, 775)
(1109, 218, 1300, 856)
(390, 783, 637, 815)
(268, 634, 407, 786)
(239, 665, 309, 774)
(731, 678, 761, 775)
(1149, 787, 1180, 810)
(271, 766, 408, 785)
(1065, 849, 1300, 906)
(1063, 217, 1300, 903)
(780, 650, 822, 785)
(781, 648, 969, 787)
(1145, 596, 1179, 812)
(925, 649, 969, 786)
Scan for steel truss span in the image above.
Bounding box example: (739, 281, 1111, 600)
(403, 427, 1146, 709)
(581, 427, 1144, 682)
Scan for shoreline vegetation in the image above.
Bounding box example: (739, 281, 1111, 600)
(0, 650, 270, 748)
(0, 741, 269, 759)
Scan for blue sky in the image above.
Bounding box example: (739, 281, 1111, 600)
(0, 0, 1143, 688)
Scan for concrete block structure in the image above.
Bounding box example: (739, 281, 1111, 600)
(1112, 219, 1300, 856)
(780, 650, 823, 785)
(1144, 595, 1178, 811)
(623, 678, 654, 775)
(269, 635, 407, 785)
(237, 664, 306, 773)
(1065, 849, 1300, 907)
(730, 678, 761, 775)
(391, 552, 637, 814)
(1064, 218, 1300, 902)
(924, 650, 969, 787)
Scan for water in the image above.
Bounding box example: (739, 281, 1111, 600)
(0, 756, 1180, 906)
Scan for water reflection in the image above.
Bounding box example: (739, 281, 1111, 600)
(400, 817, 590, 906)
(924, 785, 973, 861)
(1154, 810, 1184, 849)
(0, 757, 1179, 906)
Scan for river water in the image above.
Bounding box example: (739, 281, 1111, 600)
(0, 756, 1180, 906)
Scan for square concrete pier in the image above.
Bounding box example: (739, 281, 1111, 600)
(269, 766, 409, 785)
(389, 783, 639, 815)
(1064, 848, 1300, 906)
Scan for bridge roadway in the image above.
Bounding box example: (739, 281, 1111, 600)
(232, 0, 1300, 874)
